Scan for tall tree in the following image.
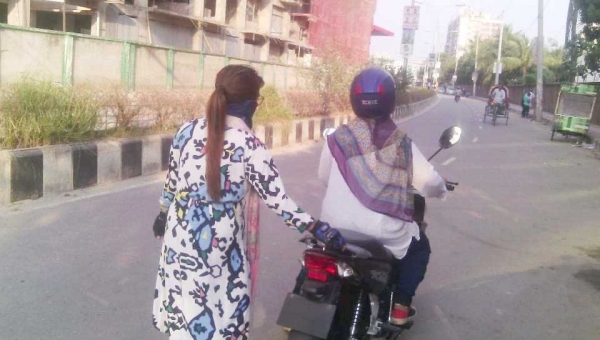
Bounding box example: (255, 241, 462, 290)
(575, 0, 600, 73)
(438, 52, 456, 84)
(502, 33, 535, 83)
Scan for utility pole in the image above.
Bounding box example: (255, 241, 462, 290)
(535, 0, 544, 121)
(494, 22, 504, 85)
(432, 27, 438, 86)
(473, 34, 479, 97)
(453, 52, 459, 86)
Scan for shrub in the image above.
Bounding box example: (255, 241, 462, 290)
(0, 78, 99, 148)
(397, 88, 436, 105)
(98, 87, 143, 132)
(254, 86, 294, 126)
(139, 90, 207, 132)
(309, 46, 359, 114)
(282, 91, 326, 117)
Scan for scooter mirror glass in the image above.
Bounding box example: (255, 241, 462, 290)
(439, 126, 462, 149)
(322, 128, 336, 139)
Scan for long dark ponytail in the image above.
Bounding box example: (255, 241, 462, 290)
(205, 65, 264, 200)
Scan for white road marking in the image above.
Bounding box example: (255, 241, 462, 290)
(84, 292, 110, 306)
(442, 157, 457, 166)
(472, 137, 479, 143)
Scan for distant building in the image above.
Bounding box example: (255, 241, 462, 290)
(1, 0, 387, 65)
(308, 0, 384, 64)
(445, 7, 502, 58)
(406, 59, 426, 85)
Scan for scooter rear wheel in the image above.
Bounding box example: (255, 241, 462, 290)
(288, 330, 320, 340)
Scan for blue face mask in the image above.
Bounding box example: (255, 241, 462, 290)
(226, 100, 258, 129)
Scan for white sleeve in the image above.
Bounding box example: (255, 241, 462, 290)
(318, 142, 333, 185)
(411, 142, 447, 199)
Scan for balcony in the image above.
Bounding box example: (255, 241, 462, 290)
(291, 13, 315, 23)
(280, 0, 303, 7)
(288, 27, 307, 43)
(31, 0, 92, 13)
(155, 2, 192, 17)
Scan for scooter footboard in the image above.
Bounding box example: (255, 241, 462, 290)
(277, 293, 337, 339)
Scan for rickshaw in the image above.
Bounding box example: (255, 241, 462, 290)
(484, 98, 509, 126)
(551, 84, 598, 142)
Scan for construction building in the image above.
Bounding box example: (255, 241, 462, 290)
(0, 0, 385, 65)
(445, 7, 502, 58)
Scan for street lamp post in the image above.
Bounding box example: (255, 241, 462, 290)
(472, 34, 479, 96)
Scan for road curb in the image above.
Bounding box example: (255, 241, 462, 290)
(0, 96, 437, 205)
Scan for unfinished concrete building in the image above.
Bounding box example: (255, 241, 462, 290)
(1, 0, 384, 65)
(1, 0, 312, 65)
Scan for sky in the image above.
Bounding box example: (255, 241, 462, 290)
(370, 0, 570, 61)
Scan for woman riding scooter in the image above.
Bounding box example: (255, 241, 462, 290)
(318, 67, 448, 326)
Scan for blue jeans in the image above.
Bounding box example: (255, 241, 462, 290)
(392, 230, 431, 307)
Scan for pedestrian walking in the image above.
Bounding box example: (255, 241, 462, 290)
(150, 65, 345, 340)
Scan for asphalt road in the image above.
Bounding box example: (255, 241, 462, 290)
(2, 95, 600, 340)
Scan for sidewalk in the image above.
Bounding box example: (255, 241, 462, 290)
(474, 96, 600, 147)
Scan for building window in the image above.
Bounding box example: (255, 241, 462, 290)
(202, 25, 223, 53)
(204, 0, 216, 18)
(0, 3, 7, 24)
(269, 41, 284, 63)
(246, 0, 259, 30)
(226, 34, 241, 58)
(34, 11, 91, 34)
(226, 0, 238, 25)
(244, 38, 263, 61)
(271, 6, 283, 35)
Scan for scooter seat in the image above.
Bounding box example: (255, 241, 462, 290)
(338, 229, 394, 261)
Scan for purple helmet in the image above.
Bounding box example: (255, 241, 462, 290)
(350, 67, 396, 120)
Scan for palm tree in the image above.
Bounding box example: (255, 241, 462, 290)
(502, 33, 535, 83)
(454, 25, 568, 86)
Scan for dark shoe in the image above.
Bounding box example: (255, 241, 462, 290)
(390, 304, 417, 326)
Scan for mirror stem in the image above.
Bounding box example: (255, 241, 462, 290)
(428, 148, 443, 162)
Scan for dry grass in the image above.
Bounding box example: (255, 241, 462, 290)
(0, 78, 99, 148)
(282, 91, 326, 117)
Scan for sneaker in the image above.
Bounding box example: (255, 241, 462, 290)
(390, 303, 416, 326)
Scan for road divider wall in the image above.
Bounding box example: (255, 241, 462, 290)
(0, 95, 438, 204)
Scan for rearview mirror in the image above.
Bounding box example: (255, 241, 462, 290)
(322, 128, 336, 139)
(439, 126, 462, 149)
